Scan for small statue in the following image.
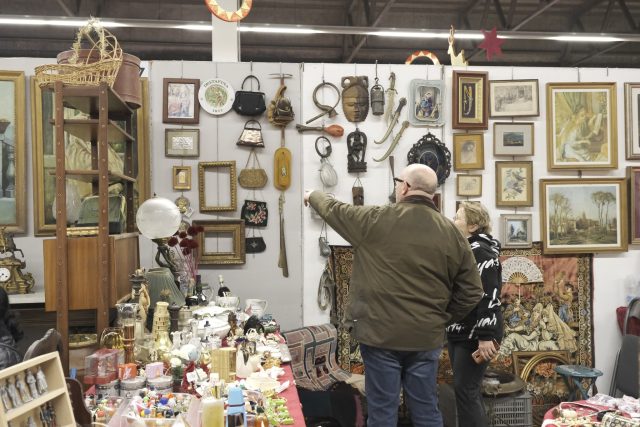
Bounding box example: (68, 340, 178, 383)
(0, 381, 12, 410)
(6, 377, 22, 408)
(346, 129, 367, 173)
(25, 370, 38, 398)
(15, 373, 32, 403)
(138, 282, 151, 327)
(26, 416, 37, 427)
(36, 367, 48, 395)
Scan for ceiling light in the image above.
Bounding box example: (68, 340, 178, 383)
(549, 35, 623, 43)
(239, 26, 323, 35)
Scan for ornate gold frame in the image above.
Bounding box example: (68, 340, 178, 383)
(0, 71, 26, 233)
(198, 160, 237, 212)
(453, 133, 484, 170)
(30, 77, 150, 235)
(495, 160, 533, 207)
(194, 219, 245, 265)
(172, 166, 191, 190)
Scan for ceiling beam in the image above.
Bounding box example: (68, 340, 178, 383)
(506, 0, 518, 29)
(55, 0, 75, 16)
(600, 0, 615, 32)
(344, 0, 396, 63)
(493, 0, 508, 29)
(616, 0, 638, 31)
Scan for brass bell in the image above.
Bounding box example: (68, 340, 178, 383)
(370, 83, 385, 116)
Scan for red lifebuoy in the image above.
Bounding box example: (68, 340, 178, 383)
(405, 50, 441, 65)
(204, 0, 253, 22)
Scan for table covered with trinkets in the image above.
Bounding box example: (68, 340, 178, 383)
(542, 395, 640, 427)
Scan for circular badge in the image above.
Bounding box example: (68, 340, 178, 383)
(198, 78, 234, 115)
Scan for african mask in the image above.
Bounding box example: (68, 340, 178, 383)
(341, 76, 369, 122)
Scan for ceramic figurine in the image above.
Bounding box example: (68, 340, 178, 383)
(26, 416, 37, 427)
(15, 373, 33, 402)
(26, 370, 38, 398)
(36, 367, 48, 395)
(6, 377, 22, 408)
(0, 381, 12, 410)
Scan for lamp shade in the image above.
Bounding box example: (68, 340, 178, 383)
(136, 196, 181, 239)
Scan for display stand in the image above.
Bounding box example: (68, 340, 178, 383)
(43, 81, 139, 372)
(0, 352, 75, 426)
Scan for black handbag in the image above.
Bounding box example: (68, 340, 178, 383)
(241, 200, 268, 227)
(232, 75, 266, 116)
(246, 236, 266, 253)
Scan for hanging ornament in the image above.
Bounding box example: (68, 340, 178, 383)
(352, 177, 364, 206)
(448, 25, 468, 66)
(478, 27, 505, 61)
(405, 50, 441, 65)
(204, 0, 253, 22)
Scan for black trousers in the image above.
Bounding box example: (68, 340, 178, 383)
(447, 342, 489, 427)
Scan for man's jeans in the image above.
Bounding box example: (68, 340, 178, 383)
(360, 343, 443, 427)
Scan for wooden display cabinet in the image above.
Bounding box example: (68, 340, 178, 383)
(0, 352, 75, 426)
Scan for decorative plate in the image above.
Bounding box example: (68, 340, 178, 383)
(198, 78, 234, 115)
(407, 132, 452, 186)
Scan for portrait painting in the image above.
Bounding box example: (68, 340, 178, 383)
(0, 71, 26, 233)
(453, 133, 484, 171)
(501, 214, 532, 248)
(624, 83, 640, 160)
(452, 71, 488, 130)
(546, 82, 617, 170)
(163, 78, 200, 124)
(489, 79, 539, 117)
(540, 178, 627, 253)
(173, 166, 191, 191)
(408, 79, 444, 127)
(493, 122, 534, 156)
(496, 161, 533, 207)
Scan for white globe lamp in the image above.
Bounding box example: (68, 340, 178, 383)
(136, 195, 181, 239)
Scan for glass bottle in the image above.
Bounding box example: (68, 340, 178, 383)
(194, 275, 208, 306)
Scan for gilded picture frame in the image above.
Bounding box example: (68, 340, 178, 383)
(496, 161, 533, 207)
(193, 219, 245, 265)
(163, 78, 200, 124)
(501, 214, 533, 248)
(456, 174, 482, 197)
(165, 128, 200, 158)
(453, 133, 484, 171)
(173, 166, 191, 191)
(624, 83, 640, 160)
(0, 71, 26, 233)
(198, 160, 237, 212)
(489, 79, 539, 117)
(540, 178, 627, 254)
(452, 71, 488, 130)
(30, 77, 151, 235)
(546, 82, 617, 170)
(493, 122, 535, 156)
(627, 166, 640, 244)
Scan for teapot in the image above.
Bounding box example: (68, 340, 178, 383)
(245, 299, 268, 319)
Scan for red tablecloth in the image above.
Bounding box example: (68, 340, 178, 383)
(542, 401, 624, 426)
(280, 364, 306, 426)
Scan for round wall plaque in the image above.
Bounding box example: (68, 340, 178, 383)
(198, 78, 234, 115)
(407, 132, 452, 186)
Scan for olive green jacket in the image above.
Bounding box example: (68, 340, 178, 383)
(310, 191, 483, 351)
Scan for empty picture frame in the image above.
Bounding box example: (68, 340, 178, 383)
(457, 174, 482, 197)
(501, 214, 533, 248)
(173, 166, 191, 190)
(193, 219, 245, 265)
(493, 122, 534, 156)
(165, 128, 200, 157)
(198, 161, 237, 212)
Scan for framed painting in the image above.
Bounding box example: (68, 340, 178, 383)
(489, 79, 539, 117)
(193, 219, 245, 265)
(173, 166, 191, 191)
(31, 78, 151, 236)
(540, 178, 627, 254)
(493, 122, 534, 156)
(456, 174, 482, 197)
(627, 166, 640, 244)
(198, 161, 237, 212)
(408, 79, 444, 127)
(163, 78, 200, 124)
(624, 83, 640, 160)
(0, 71, 26, 233)
(453, 133, 484, 170)
(452, 71, 488, 130)
(495, 161, 533, 207)
(546, 82, 617, 170)
(501, 214, 532, 248)
(165, 128, 199, 157)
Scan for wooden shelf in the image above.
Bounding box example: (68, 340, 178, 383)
(44, 83, 133, 118)
(0, 352, 75, 426)
(49, 118, 134, 143)
(48, 169, 136, 183)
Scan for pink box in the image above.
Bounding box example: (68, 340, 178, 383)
(145, 362, 165, 379)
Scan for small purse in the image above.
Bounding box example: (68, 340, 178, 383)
(238, 150, 268, 189)
(241, 200, 268, 227)
(246, 235, 266, 253)
(237, 120, 265, 148)
(232, 75, 266, 116)
(319, 222, 331, 257)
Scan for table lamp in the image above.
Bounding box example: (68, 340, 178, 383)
(136, 195, 182, 271)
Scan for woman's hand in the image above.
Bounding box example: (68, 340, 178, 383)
(477, 339, 498, 362)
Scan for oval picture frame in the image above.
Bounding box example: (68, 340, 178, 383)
(198, 78, 235, 115)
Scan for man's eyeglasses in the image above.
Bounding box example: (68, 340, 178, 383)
(393, 177, 411, 188)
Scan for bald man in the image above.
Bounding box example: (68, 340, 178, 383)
(304, 164, 483, 427)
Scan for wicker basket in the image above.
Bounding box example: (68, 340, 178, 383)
(35, 18, 123, 88)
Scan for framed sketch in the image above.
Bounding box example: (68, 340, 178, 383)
(540, 178, 627, 254)
(31, 78, 151, 235)
(496, 161, 533, 207)
(163, 78, 200, 124)
(627, 167, 640, 244)
(408, 79, 444, 127)
(198, 161, 237, 212)
(501, 214, 532, 248)
(493, 122, 534, 156)
(624, 83, 640, 160)
(489, 79, 539, 117)
(546, 82, 617, 170)
(193, 219, 245, 265)
(0, 71, 26, 233)
(457, 174, 482, 197)
(452, 71, 488, 130)
(453, 133, 484, 170)
(173, 166, 191, 191)
(165, 128, 199, 157)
